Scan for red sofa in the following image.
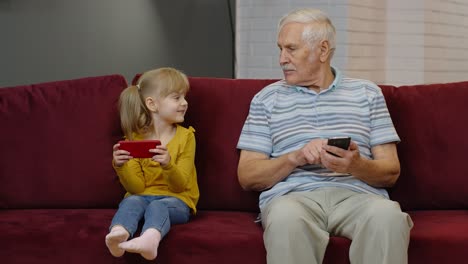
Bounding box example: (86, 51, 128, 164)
(1, 74, 467, 264)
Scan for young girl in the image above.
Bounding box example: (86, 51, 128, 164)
(105, 67, 199, 260)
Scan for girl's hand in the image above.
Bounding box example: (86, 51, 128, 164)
(150, 145, 171, 167)
(113, 143, 132, 167)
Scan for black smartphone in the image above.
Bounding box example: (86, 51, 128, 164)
(327, 137, 351, 157)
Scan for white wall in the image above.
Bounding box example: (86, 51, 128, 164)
(236, 0, 349, 79)
(236, 0, 468, 85)
(423, 0, 468, 84)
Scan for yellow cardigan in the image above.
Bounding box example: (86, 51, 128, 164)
(113, 125, 199, 214)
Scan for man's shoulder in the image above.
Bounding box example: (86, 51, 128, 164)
(340, 77, 382, 94)
(254, 80, 291, 101)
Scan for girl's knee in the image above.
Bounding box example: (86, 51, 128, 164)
(148, 197, 190, 224)
(120, 195, 146, 208)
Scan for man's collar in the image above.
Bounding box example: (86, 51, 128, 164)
(327, 66, 342, 92)
(291, 66, 342, 94)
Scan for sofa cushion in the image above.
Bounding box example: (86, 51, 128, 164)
(133, 75, 277, 211)
(136, 75, 468, 212)
(166, 210, 464, 264)
(159, 211, 353, 264)
(381, 82, 468, 210)
(0, 75, 127, 209)
(0, 209, 353, 264)
(0, 209, 116, 263)
(184, 78, 277, 212)
(157, 211, 266, 264)
(3, 209, 465, 264)
(408, 210, 468, 263)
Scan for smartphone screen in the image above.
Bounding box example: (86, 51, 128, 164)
(327, 137, 351, 157)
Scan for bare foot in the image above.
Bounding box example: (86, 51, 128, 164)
(105, 225, 129, 257)
(119, 228, 161, 260)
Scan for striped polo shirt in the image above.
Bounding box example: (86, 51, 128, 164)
(237, 67, 400, 210)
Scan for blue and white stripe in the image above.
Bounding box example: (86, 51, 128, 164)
(237, 67, 400, 210)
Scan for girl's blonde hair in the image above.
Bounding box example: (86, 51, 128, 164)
(119, 67, 189, 140)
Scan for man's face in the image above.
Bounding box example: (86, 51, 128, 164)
(277, 22, 322, 87)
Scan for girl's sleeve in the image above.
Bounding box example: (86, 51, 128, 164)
(113, 159, 146, 194)
(162, 130, 196, 193)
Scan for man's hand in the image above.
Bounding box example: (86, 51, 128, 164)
(321, 140, 361, 174)
(113, 143, 133, 167)
(321, 141, 401, 187)
(289, 138, 327, 166)
(150, 145, 171, 167)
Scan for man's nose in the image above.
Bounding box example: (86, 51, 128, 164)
(279, 50, 289, 65)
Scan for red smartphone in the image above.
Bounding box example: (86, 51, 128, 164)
(118, 140, 161, 158)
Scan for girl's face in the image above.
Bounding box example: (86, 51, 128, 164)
(155, 92, 188, 124)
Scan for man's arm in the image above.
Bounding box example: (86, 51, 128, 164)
(237, 150, 296, 191)
(321, 141, 400, 187)
(238, 139, 326, 191)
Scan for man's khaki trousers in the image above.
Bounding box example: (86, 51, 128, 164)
(261, 187, 413, 264)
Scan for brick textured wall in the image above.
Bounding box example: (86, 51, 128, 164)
(236, 0, 468, 85)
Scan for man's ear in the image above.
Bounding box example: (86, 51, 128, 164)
(145, 97, 158, 113)
(319, 40, 331, 62)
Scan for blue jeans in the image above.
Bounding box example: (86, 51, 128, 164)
(110, 195, 190, 238)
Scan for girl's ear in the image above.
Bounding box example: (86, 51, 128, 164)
(145, 97, 159, 113)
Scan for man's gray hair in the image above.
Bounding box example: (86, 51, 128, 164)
(279, 8, 336, 51)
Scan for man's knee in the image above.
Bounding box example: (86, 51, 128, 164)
(263, 195, 310, 229)
(362, 199, 412, 231)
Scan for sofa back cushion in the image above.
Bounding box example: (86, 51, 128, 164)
(0, 75, 127, 209)
(186, 77, 468, 212)
(133, 74, 275, 212)
(185, 78, 276, 212)
(381, 82, 468, 211)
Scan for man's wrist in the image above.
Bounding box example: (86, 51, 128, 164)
(286, 150, 302, 168)
(348, 155, 365, 175)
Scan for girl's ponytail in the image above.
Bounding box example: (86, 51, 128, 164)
(118, 85, 152, 140)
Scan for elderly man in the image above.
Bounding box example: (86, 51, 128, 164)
(237, 8, 413, 264)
